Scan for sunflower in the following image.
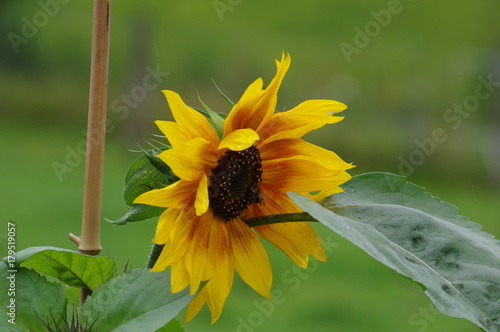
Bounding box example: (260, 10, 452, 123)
(134, 53, 354, 323)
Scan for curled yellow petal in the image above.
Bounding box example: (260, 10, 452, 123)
(224, 53, 291, 135)
(258, 99, 346, 144)
(218, 128, 260, 151)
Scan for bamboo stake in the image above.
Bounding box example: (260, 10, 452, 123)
(78, 0, 110, 304)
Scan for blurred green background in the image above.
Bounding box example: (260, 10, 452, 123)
(1, 0, 499, 331)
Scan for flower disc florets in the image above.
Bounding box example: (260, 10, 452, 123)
(208, 145, 263, 221)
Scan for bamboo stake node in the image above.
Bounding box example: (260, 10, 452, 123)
(68, 233, 81, 247)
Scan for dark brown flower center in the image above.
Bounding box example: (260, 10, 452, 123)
(208, 145, 263, 221)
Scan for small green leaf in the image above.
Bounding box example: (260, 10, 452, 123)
(82, 268, 193, 332)
(289, 172, 500, 332)
(0, 263, 67, 331)
(6, 246, 115, 292)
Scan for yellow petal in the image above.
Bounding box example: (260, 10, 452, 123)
(203, 217, 233, 324)
(133, 179, 197, 209)
(183, 213, 234, 323)
(185, 214, 211, 295)
(248, 190, 326, 267)
(150, 244, 169, 272)
(152, 207, 181, 245)
(258, 99, 346, 144)
(218, 128, 260, 151)
(185, 291, 206, 323)
(308, 171, 352, 201)
(195, 173, 209, 216)
(260, 138, 354, 171)
(153, 208, 197, 269)
(262, 158, 351, 195)
(256, 222, 327, 267)
(155, 120, 190, 148)
(224, 53, 291, 135)
(162, 90, 219, 148)
(228, 218, 272, 299)
(158, 138, 217, 181)
(171, 260, 190, 293)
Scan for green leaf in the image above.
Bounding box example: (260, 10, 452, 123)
(155, 318, 184, 332)
(138, 146, 178, 184)
(123, 153, 173, 206)
(82, 268, 193, 332)
(289, 172, 500, 332)
(65, 286, 80, 307)
(6, 246, 115, 292)
(111, 150, 177, 224)
(109, 204, 165, 225)
(0, 263, 67, 331)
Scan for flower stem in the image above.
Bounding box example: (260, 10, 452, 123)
(79, 0, 110, 305)
(243, 212, 317, 227)
(147, 244, 165, 269)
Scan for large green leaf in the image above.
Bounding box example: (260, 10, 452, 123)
(0, 263, 67, 331)
(6, 246, 115, 292)
(82, 268, 193, 332)
(289, 172, 500, 332)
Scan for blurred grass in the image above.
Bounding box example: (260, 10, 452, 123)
(1, 0, 500, 331)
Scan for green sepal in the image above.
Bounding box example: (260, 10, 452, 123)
(196, 93, 226, 140)
(210, 76, 235, 107)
